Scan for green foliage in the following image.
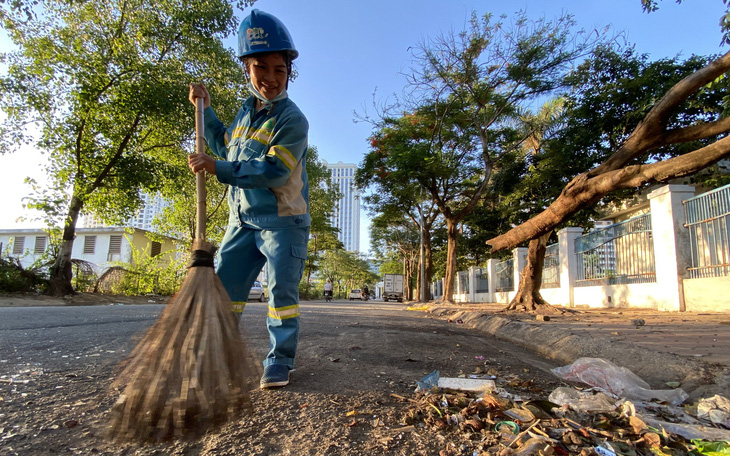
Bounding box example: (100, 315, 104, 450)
(549, 45, 727, 199)
(317, 249, 378, 299)
(103, 242, 187, 296)
(0, 255, 48, 292)
(0, 0, 249, 291)
(358, 11, 603, 297)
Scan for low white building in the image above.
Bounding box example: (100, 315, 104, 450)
(0, 227, 181, 275)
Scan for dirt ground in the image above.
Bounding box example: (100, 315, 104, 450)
(2, 293, 727, 456)
(0, 293, 569, 456)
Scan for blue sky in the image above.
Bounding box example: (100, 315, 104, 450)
(0, 0, 727, 253)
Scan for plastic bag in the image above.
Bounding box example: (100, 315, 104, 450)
(697, 395, 730, 428)
(548, 386, 617, 412)
(551, 357, 688, 405)
(415, 370, 439, 392)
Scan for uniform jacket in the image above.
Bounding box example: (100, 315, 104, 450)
(203, 96, 310, 230)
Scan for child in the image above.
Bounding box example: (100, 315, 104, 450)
(188, 9, 309, 388)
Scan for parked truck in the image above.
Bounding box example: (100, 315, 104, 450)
(382, 274, 404, 302)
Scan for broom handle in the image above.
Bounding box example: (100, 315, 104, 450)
(194, 97, 207, 242)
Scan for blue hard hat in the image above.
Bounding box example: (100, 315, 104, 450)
(237, 9, 298, 60)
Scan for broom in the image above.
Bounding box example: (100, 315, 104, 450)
(108, 98, 252, 441)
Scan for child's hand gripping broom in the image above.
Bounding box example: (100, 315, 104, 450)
(108, 98, 252, 441)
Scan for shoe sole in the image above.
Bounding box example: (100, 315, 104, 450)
(260, 378, 289, 388)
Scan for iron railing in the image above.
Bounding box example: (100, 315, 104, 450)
(541, 243, 560, 288)
(456, 270, 469, 295)
(475, 267, 489, 293)
(684, 183, 730, 278)
(495, 258, 514, 292)
(575, 214, 656, 286)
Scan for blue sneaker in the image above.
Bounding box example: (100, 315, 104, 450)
(260, 364, 290, 388)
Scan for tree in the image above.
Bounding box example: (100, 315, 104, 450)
(364, 11, 601, 303)
(0, 0, 253, 294)
(319, 249, 377, 299)
(487, 49, 730, 253)
(497, 45, 730, 311)
(356, 127, 441, 302)
(500, 99, 567, 312)
(369, 210, 421, 301)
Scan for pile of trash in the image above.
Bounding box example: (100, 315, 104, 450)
(401, 358, 730, 455)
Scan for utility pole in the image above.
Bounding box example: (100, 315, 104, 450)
(420, 205, 426, 302)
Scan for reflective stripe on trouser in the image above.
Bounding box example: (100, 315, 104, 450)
(216, 224, 309, 370)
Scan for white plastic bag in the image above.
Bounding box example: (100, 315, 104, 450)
(548, 386, 617, 412)
(697, 394, 730, 427)
(551, 357, 688, 405)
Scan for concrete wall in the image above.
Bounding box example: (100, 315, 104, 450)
(683, 276, 730, 312)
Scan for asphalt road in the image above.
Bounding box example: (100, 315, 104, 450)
(0, 299, 561, 391)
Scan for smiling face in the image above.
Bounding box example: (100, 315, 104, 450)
(246, 52, 288, 100)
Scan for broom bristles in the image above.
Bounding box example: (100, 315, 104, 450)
(108, 241, 253, 442)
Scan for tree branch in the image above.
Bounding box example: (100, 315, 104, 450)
(487, 135, 730, 252)
(589, 50, 730, 175)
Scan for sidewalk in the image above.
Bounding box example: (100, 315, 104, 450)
(418, 302, 730, 400)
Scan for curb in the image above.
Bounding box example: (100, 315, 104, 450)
(425, 306, 730, 400)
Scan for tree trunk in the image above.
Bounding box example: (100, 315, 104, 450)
(441, 218, 459, 303)
(505, 231, 557, 313)
(423, 226, 433, 301)
(48, 195, 84, 296)
(403, 256, 413, 301)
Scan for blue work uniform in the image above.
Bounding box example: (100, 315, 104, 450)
(203, 93, 309, 371)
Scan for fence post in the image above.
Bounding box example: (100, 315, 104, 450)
(487, 258, 497, 303)
(558, 227, 583, 307)
(468, 266, 477, 303)
(648, 184, 695, 312)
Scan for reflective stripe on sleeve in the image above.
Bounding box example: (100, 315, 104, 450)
(266, 145, 297, 170)
(267, 304, 300, 320)
(232, 301, 246, 313)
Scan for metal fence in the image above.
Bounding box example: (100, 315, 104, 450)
(495, 258, 514, 292)
(475, 267, 489, 293)
(575, 214, 656, 286)
(431, 279, 443, 299)
(684, 183, 730, 278)
(456, 270, 469, 295)
(541, 243, 560, 288)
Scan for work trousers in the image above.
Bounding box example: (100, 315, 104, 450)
(216, 224, 309, 370)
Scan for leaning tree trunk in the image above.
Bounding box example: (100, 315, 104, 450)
(505, 231, 555, 313)
(441, 218, 459, 303)
(488, 51, 730, 253)
(48, 195, 84, 296)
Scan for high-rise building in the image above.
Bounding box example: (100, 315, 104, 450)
(323, 160, 360, 252)
(80, 192, 170, 232)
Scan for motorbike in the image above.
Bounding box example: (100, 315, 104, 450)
(361, 291, 370, 301)
(324, 290, 333, 302)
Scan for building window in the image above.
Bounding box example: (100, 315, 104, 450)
(34, 236, 47, 254)
(83, 236, 96, 254)
(12, 236, 25, 255)
(150, 241, 162, 257)
(108, 235, 122, 254)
